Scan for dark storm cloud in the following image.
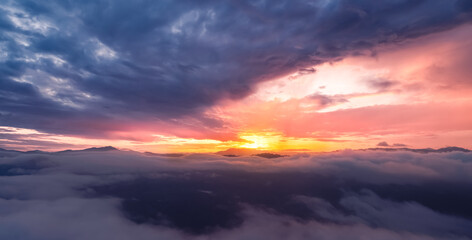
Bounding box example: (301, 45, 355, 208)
(0, 0, 472, 135)
(0, 148, 472, 239)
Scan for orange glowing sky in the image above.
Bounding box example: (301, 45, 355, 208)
(2, 24, 472, 153)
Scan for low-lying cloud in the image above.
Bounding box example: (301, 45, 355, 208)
(0, 148, 471, 239)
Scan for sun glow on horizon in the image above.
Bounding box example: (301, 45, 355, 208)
(238, 134, 275, 149)
(235, 132, 340, 152)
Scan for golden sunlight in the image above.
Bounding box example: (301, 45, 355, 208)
(238, 134, 273, 149)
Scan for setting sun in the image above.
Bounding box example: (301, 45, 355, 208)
(238, 134, 273, 149)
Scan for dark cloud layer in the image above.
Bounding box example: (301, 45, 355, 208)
(0, 148, 472, 239)
(1, 0, 471, 136)
(377, 141, 408, 147)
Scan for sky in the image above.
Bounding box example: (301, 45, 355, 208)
(2, 1, 472, 239)
(1, 0, 472, 153)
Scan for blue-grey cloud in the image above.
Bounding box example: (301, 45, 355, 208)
(0, 0, 471, 136)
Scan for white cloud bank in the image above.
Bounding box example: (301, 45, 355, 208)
(0, 148, 471, 239)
